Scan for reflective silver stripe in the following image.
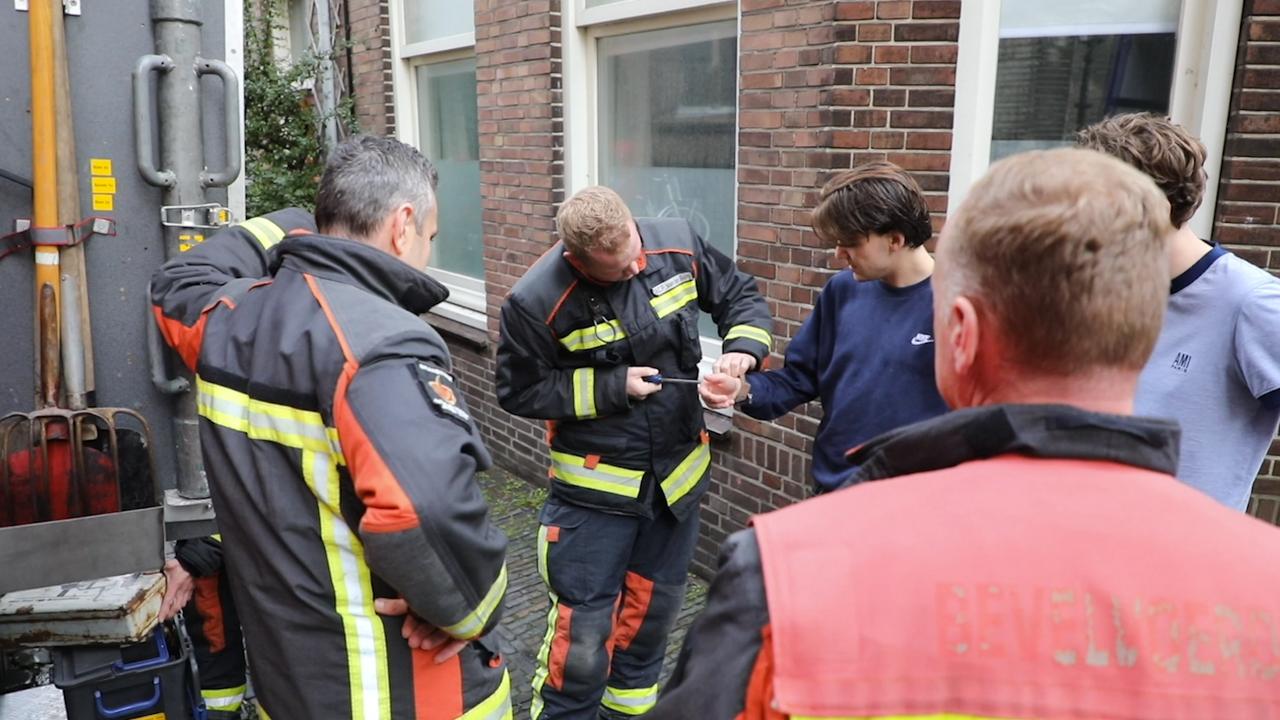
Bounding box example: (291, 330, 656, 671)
(202, 685, 246, 709)
(240, 216, 286, 250)
(550, 451, 644, 498)
(650, 280, 698, 318)
(195, 377, 345, 462)
(441, 564, 508, 640)
(724, 324, 772, 349)
(559, 319, 627, 352)
(572, 368, 596, 419)
(460, 669, 513, 720)
(600, 684, 658, 715)
(660, 442, 711, 506)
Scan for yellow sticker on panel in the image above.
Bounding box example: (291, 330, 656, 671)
(92, 194, 114, 211)
(90, 158, 113, 176)
(91, 177, 117, 194)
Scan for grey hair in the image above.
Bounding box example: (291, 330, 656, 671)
(314, 135, 439, 241)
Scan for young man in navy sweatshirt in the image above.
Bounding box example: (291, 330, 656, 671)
(702, 161, 948, 492)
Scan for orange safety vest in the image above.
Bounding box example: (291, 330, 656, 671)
(752, 455, 1280, 719)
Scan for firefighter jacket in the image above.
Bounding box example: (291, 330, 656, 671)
(151, 209, 511, 720)
(655, 404, 1280, 719)
(496, 218, 772, 520)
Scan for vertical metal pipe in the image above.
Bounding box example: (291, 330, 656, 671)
(150, 0, 208, 499)
(314, 0, 339, 148)
(30, 0, 61, 409)
(53, 0, 96, 406)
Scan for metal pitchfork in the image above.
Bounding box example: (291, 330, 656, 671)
(1, 0, 157, 528)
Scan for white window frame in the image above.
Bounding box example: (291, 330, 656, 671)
(565, 0, 741, 380)
(948, 0, 1242, 239)
(225, 0, 246, 220)
(390, 3, 486, 329)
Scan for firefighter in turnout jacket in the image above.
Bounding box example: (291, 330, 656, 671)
(152, 136, 511, 720)
(157, 210, 320, 720)
(496, 186, 772, 719)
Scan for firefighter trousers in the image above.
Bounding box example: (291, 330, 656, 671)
(531, 495, 699, 720)
(184, 571, 247, 719)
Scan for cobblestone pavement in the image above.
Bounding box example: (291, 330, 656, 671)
(480, 470, 709, 717)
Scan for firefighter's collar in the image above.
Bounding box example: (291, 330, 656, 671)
(842, 404, 1181, 486)
(272, 233, 450, 314)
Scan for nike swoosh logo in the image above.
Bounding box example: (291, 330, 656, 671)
(911, 333, 934, 345)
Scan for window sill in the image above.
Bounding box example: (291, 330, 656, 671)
(703, 406, 734, 437)
(425, 302, 490, 352)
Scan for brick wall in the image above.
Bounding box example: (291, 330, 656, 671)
(452, 0, 565, 483)
(1215, 0, 1280, 512)
(692, 0, 961, 575)
(346, 0, 394, 136)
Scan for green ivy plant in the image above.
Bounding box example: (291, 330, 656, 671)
(243, 0, 357, 217)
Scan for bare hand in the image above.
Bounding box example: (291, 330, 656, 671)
(699, 373, 743, 409)
(375, 597, 468, 663)
(625, 366, 663, 400)
(159, 559, 194, 621)
(714, 352, 757, 379)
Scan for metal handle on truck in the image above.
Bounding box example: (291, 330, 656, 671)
(195, 57, 241, 189)
(132, 54, 177, 189)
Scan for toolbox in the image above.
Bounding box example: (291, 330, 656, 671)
(51, 622, 204, 720)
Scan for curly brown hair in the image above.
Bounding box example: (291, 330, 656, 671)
(939, 148, 1172, 375)
(1076, 113, 1206, 228)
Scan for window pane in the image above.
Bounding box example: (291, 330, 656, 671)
(403, 0, 473, 45)
(585, 0, 626, 6)
(416, 58, 483, 279)
(598, 22, 737, 338)
(991, 2, 1179, 161)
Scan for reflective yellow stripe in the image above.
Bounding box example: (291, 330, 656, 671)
(461, 669, 513, 720)
(558, 319, 627, 352)
(530, 525, 557, 720)
(600, 684, 658, 715)
(240, 216, 286, 250)
(649, 280, 698, 318)
(304, 449, 390, 720)
(572, 368, 596, 419)
(202, 684, 246, 710)
(441, 564, 508, 640)
(724, 324, 772, 350)
(549, 451, 644, 498)
(660, 441, 711, 506)
(196, 377, 346, 463)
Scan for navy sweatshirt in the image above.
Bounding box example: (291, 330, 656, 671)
(742, 271, 948, 491)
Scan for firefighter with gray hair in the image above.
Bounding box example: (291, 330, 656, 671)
(152, 135, 511, 718)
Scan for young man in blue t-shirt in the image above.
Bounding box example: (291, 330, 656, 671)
(701, 162, 948, 492)
(1079, 114, 1280, 510)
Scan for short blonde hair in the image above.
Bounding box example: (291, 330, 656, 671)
(556, 186, 633, 256)
(939, 147, 1172, 375)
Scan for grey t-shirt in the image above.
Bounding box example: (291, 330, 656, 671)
(1136, 245, 1280, 510)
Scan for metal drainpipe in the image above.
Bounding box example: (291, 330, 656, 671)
(315, 0, 339, 148)
(150, 0, 207, 500)
(135, 0, 239, 506)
